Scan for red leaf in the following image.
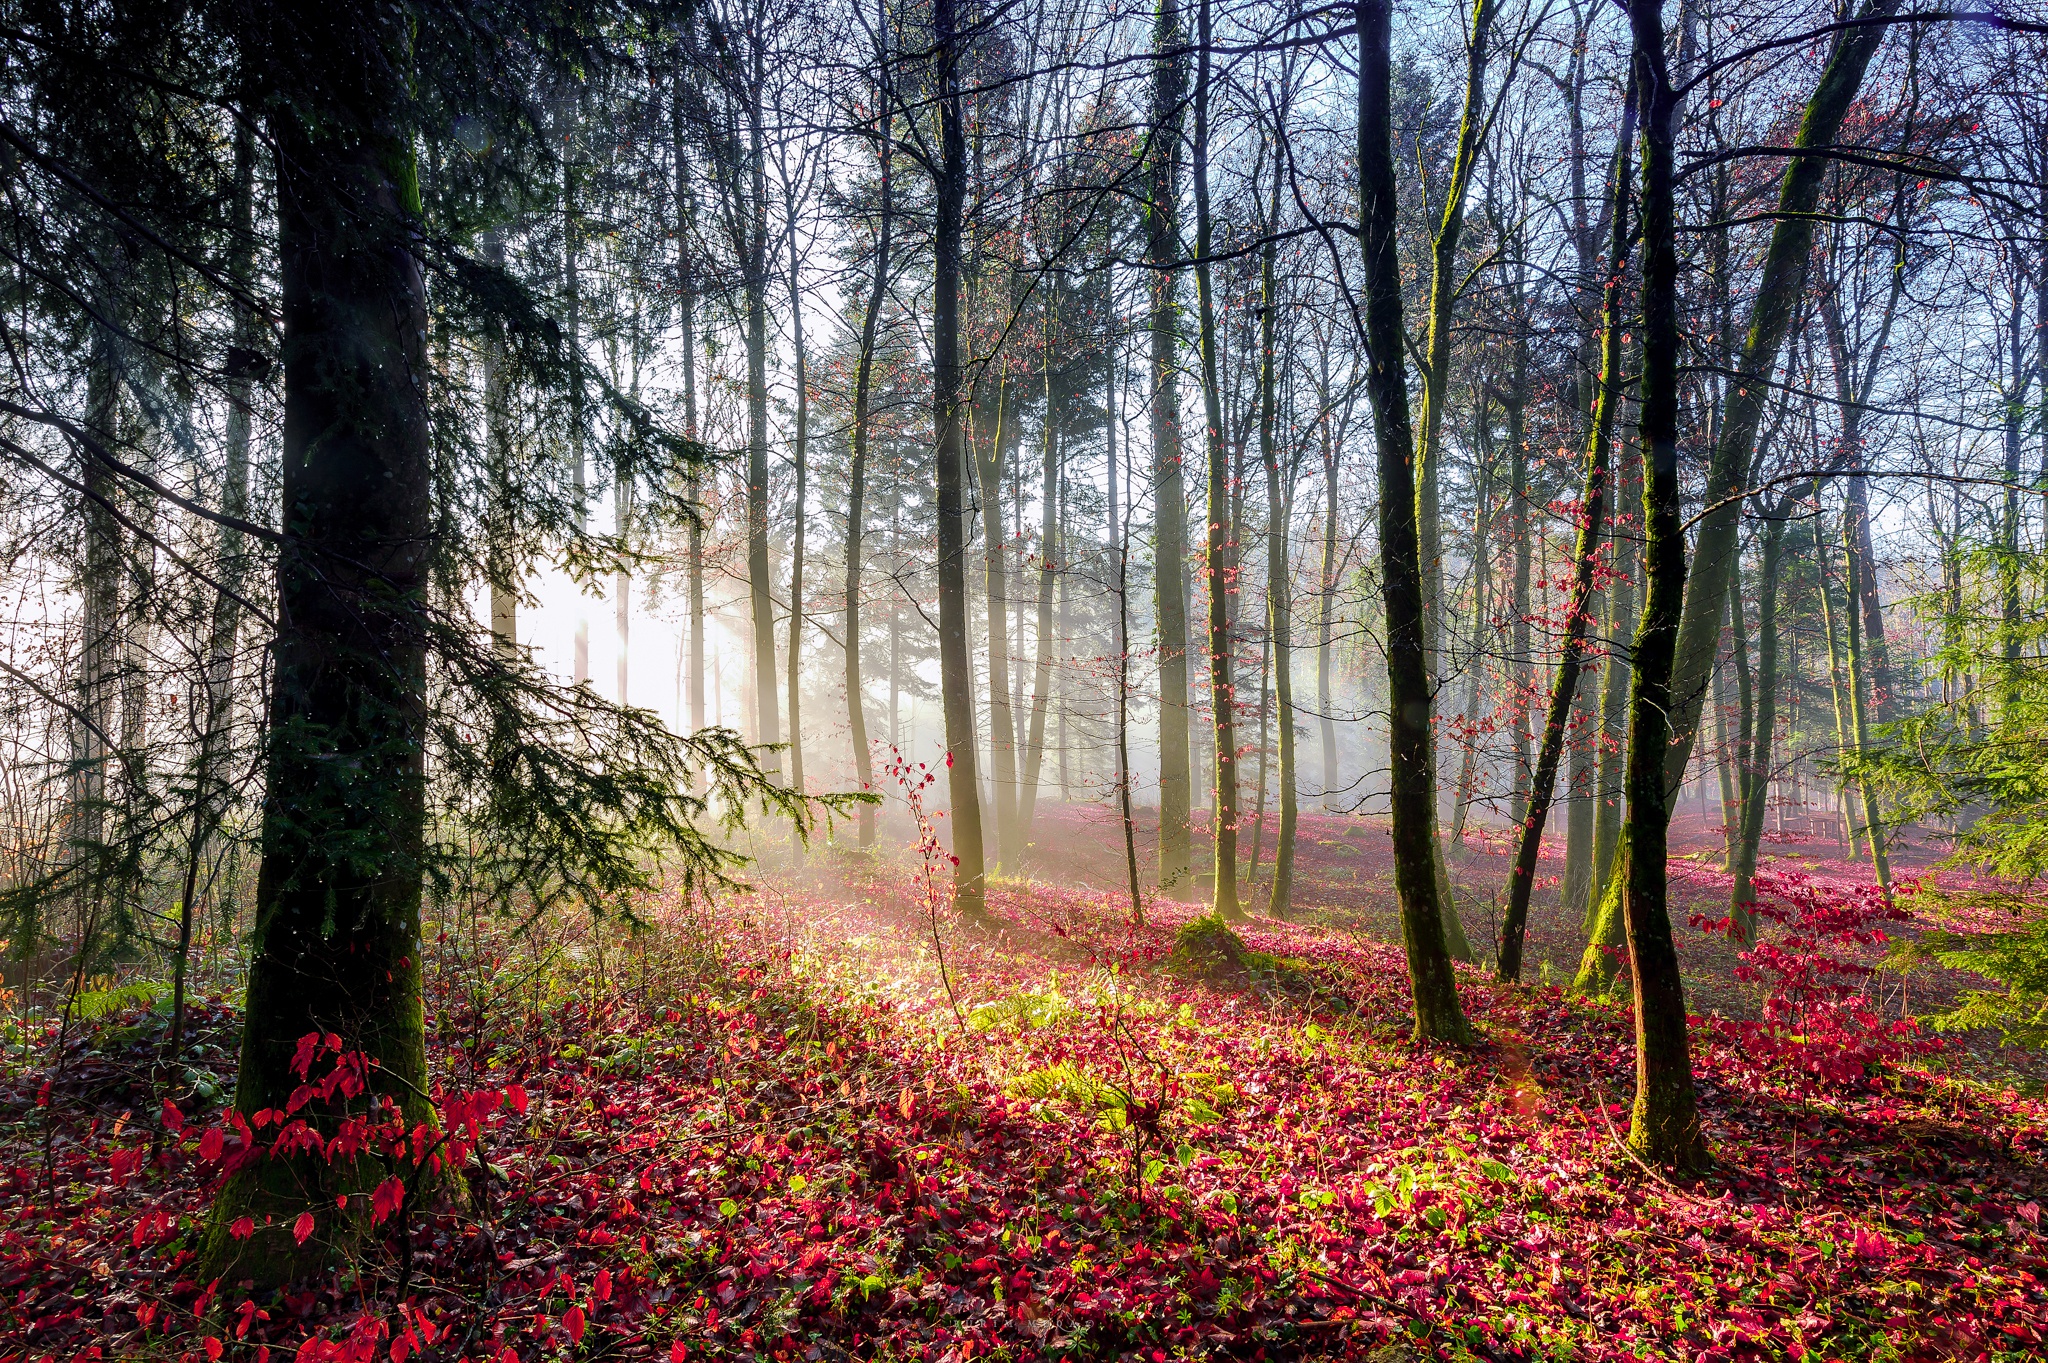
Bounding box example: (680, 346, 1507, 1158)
(229, 1216, 255, 1241)
(563, 1305, 587, 1344)
(506, 1084, 529, 1116)
(199, 1126, 225, 1162)
(371, 1175, 406, 1226)
(161, 1100, 184, 1133)
(204, 1338, 223, 1361)
(293, 1212, 315, 1246)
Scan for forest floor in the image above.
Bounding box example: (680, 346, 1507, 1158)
(4, 803, 2047, 1362)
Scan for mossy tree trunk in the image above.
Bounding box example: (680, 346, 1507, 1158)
(1661, 0, 1906, 791)
(207, 5, 437, 1280)
(1621, 0, 1708, 1169)
(1191, 0, 1241, 921)
(1357, 0, 1469, 1044)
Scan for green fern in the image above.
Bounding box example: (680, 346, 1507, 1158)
(71, 980, 166, 1021)
(967, 987, 1073, 1033)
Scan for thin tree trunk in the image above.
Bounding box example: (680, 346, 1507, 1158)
(1358, 0, 1469, 1043)
(744, 35, 780, 771)
(844, 41, 889, 845)
(1192, 0, 1240, 919)
(565, 98, 589, 690)
(1620, 0, 1707, 1168)
(1497, 82, 1636, 982)
(1317, 424, 1338, 807)
(976, 378, 1021, 861)
(674, 84, 705, 739)
(1449, 392, 1494, 847)
(1418, 0, 1502, 818)
(1730, 506, 1790, 941)
(1260, 143, 1296, 914)
(1109, 321, 1144, 924)
(1019, 281, 1059, 837)
(786, 210, 808, 793)
(1841, 507, 1891, 892)
(483, 230, 518, 659)
(173, 121, 259, 1056)
(1815, 523, 1862, 851)
(1589, 430, 1638, 928)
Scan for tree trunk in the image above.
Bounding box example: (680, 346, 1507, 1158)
(932, 0, 985, 918)
(1148, 0, 1192, 892)
(744, 37, 781, 772)
(1663, 0, 1906, 791)
(564, 97, 590, 690)
(1109, 323, 1144, 924)
(674, 84, 706, 740)
(1449, 416, 1494, 846)
(844, 47, 889, 846)
(1841, 506, 1891, 892)
(1259, 156, 1296, 917)
(1418, 0, 1501, 821)
(1358, 0, 1469, 1044)
(1730, 506, 1790, 940)
(1508, 350, 1532, 813)
(1589, 431, 1638, 928)
(1192, 0, 1240, 919)
(208, 10, 436, 1275)
(174, 121, 260, 1056)
(483, 230, 518, 658)
(786, 211, 808, 793)
(1498, 83, 1636, 983)
(1620, 0, 1707, 1168)
(1019, 283, 1059, 838)
(1317, 424, 1338, 807)
(976, 379, 1021, 862)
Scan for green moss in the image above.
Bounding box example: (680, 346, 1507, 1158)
(1164, 916, 1330, 1006)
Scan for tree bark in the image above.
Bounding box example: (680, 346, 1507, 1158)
(1317, 423, 1339, 807)
(845, 41, 889, 845)
(1730, 505, 1792, 941)
(1258, 140, 1296, 918)
(932, 0, 985, 918)
(1663, 0, 1906, 792)
(1621, 0, 1708, 1168)
(1149, 0, 1192, 891)
(1498, 82, 1636, 983)
(786, 210, 809, 793)
(208, 7, 436, 1275)
(1019, 281, 1060, 837)
(1192, 0, 1240, 919)
(1417, 0, 1501, 817)
(1358, 0, 1469, 1044)
(674, 80, 706, 740)
(744, 30, 780, 772)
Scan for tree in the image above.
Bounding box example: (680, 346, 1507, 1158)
(1618, 0, 1708, 1169)
(928, 0, 988, 917)
(1357, 0, 1470, 1045)
(1498, 78, 1637, 984)
(1148, 0, 1194, 892)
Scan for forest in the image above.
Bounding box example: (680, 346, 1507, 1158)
(2, 0, 2048, 1358)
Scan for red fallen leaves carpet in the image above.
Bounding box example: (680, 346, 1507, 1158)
(2, 845, 2045, 1361)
